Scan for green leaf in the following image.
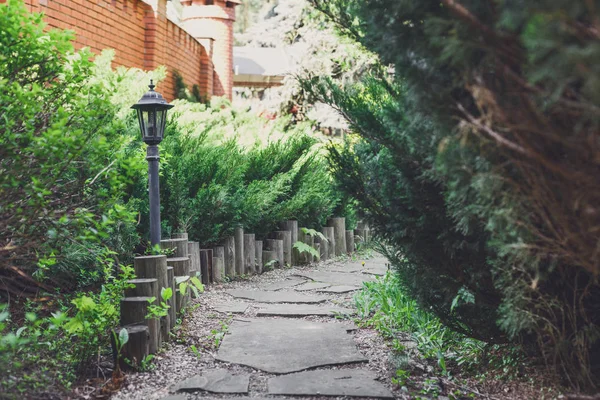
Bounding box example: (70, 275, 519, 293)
(118, 327, 129, 347)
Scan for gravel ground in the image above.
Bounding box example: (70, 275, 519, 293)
(111, 257, 405, 400)
(110, 257, 564, 400)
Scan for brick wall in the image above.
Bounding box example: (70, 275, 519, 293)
(2, 0, 221, 101)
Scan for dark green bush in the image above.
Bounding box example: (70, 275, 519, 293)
(309, 0, 600, 389)
(312, 77, 504, 342)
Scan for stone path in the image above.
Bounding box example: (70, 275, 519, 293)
(114, 254, 397, 400)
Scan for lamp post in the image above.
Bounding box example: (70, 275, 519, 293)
(132, 80, 174, 247)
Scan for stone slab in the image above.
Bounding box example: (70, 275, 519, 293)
(293, 270, 374, 287)
(268, 369, 394, 399)
(216, 318, 367, 373)
(318, 285, 361, 294)
(294, 282, 331, 291)
(160, 395, 187, 400)
(326, 262, 366, 273)
(225, 289, 326, 304)
(174, 370, 249, 394)
(259, 277, 307, 291)
(256, 304, 354, 317)
(362, 265, 388, 276)
(213, 302, 249, 314)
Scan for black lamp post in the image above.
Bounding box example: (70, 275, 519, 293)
(132, 80, 174, 247)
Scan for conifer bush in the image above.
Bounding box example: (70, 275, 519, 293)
(309, 0, 600, 389)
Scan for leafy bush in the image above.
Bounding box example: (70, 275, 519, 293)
(0, 0, 142, 295)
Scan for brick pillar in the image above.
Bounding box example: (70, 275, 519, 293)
(197, 37, 215, 100)
(144, 0, 169, 92)
(180, 0, 238, 100)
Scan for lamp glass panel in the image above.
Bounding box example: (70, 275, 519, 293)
(157, 109, 167, 138)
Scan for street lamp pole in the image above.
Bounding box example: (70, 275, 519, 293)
(147, 143, 161, 246)
(131, 80, 174, 247)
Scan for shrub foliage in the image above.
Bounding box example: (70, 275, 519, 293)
(309, 0, 600, 389)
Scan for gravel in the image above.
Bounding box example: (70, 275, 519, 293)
(112, 257, 405, 400)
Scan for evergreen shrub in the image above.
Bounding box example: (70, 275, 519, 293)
(309, 0, 600, 389)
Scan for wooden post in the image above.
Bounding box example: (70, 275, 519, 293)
(172, 232, 188, 239)
(134, 255, 168, 344)
(125, 278, 157, 298)
(328, 217, 347, 256)
(297, 228, 308, 264)
(167, 257, 190, 276)
(167, 267, 176, 331)
(187, 241, 200, 274)
(262, 250, 277, 270)
(322, 226, 335, 259)
(314, 242, 321, 262)
(160, 238, 188, 258)
(279, 220, 298, 265)
(265, 239, 284, 268)
(243, 234, 256, 274)
(199, 249, 213, 284)
(273, 231, 292, 267)
(255, 240, 263, 274)
(175, 276, 190, 314)
(120, 297, 159, 354)
(222, 236, 235, 278)
(213, 246, 225, 283)
(213, 256, 224, 283)
(315, 235, 329, 261)
(234, 227, 244, 276)
(345, 230, 355, 254)
(112, 325, 149, 370)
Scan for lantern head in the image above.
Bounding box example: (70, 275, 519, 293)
(131, 80, 174, 145)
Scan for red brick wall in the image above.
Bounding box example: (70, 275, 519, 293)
(3, 0, 212, 101)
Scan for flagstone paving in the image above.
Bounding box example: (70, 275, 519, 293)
(116, 255, 397, 400)
(173, 370, 250, 394)
(255, 303, 354, 317)
(225, 289, 327, 304)
(215, 318, 368, 373)
(268, 369, 395, 398)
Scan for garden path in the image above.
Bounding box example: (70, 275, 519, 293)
(113, 254, 398, 400)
